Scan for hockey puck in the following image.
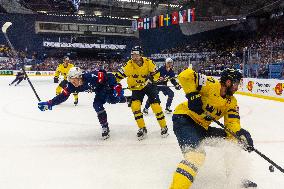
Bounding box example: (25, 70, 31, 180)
(269, 165, 274, 172)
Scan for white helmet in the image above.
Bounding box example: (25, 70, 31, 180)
(68, 67, 82, 81)
(165, 57, 173, 63)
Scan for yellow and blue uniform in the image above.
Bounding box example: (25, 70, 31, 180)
(115, 57, 167, 131)
(175, 68, 240, 133)
(54, 62, 78, 103)
(170, 68, 242, 189)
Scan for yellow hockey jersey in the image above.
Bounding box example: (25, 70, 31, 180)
(115, 57, 160, 90)
(174, 68, 241, 134)
(54, 63, 74, 80)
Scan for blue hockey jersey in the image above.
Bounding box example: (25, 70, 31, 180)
(157, 66, 178, 86)
(50, 71, 120, 106)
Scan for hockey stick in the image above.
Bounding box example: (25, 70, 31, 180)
(124, 84, 177, 90)
(156, 85, 176, 88)
(2, 22, 41, 102)
(123, 79, 178, 90)
(210, 116, 284, 174)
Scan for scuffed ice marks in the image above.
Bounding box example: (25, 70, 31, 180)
(191, 138, 251, 189)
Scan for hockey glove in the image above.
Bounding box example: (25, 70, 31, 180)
(236, 128, 254, 152)
(145, 75, 154, 85)
(107, 84, 124, 104)
(186, 92, 204, 115)
(38, 101, 52, 111)
(54, 77, 59, 83)
(174, 84, 181, 90)
(113, 83, 123, 97)
(157, 77, 165, 82)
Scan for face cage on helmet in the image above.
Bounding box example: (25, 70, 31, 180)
(68, 74, 82, 81)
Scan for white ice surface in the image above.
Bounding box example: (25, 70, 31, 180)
(0, 76, 283, 189)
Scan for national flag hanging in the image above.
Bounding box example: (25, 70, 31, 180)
(137, 18, 144, 30)
(151, 16, 157, 28)
(159, 15, 164, 27)
(188, 8, 195, 22)
(179, 10, 187, 23)
(136, 8, 195, 30)
(132, 20, 137, 31)
(164, 14, 171, 26)
(144, 17, 150, 29)
(171, 11, 178, 25)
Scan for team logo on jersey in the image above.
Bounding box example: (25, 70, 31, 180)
(205, 104, 222, 116)
(274, 83, 284, 95)
(247, 81, 254, 92)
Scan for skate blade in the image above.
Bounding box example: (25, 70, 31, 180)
(161, 133, 169, 138)
(101, 134, 110, 140)
(137, 134, 147, 141)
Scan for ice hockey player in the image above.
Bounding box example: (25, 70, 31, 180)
(54, 56, 79, 105)
(142, 57, 181, 115)
(114, 46, 168, 140)
(169, 68, 257, 188)
(38, 67, 125, 140)
(9, 70, 26, 86)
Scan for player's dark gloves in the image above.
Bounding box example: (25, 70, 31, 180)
(113, 83, 123, 97)
(54, 77, 59, 83)
(175, 84, 181, 90)
(186, 92, 204, 115)
(236, 128, 254, 152)
(145, 75, 155, 85)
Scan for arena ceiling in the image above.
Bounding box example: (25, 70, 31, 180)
(1, 0, 283, 19)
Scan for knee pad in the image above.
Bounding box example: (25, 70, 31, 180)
(131, 100, 141, 112)
(93, 102, 104, 112)
(150, 103, 162, 114)
(97, 110, 108, 126)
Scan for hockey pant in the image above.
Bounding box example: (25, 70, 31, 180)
(145, 85, 174, 109)
(131, 84, 166, 129)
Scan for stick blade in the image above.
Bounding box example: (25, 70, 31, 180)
(2, 22, 12, 33)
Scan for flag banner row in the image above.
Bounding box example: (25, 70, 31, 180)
(132, 8, 195, 31)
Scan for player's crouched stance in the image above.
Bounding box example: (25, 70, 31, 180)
(38, 67, 125, 140)
(169, 68, 257, 189)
